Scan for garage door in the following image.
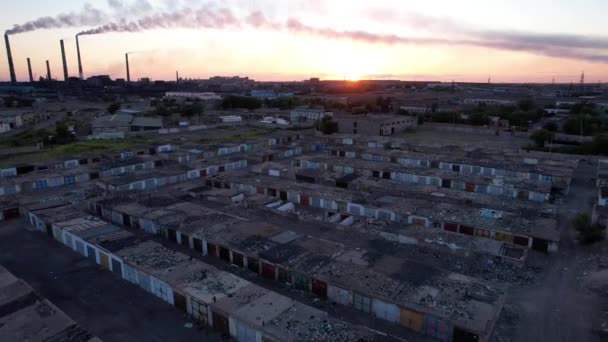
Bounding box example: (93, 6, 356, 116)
(111, 258, 122, 277)
(212, 311, 230, 337)
(453, 327, 479, 342)
(193, 238, 203, 253)
(138, 272, 152, 293)
(261, 262, 276, 280)
(312, 279, 327, 298)
(400, 308, 424, 333)
(2, 208, 19, 220)
(353, 292, 371, 313)
(86, 246, 96, 263)
(236, 321, 257, 342)
(174, 291, 187, 313)
(190, 298, 208, 325)
(99, 253, 110, 270)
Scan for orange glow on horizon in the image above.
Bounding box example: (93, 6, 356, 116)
(345, 73, 360, 81)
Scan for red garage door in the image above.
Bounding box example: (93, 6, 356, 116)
(312, 279, 327, 298)
(261, 262, 276, 280)
(513, 235, 530, 247)
(444, 223, 458, 233)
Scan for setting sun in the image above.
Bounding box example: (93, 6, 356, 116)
(345, 72, 361, 81)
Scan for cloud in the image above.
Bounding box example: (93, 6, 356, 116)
(287, 18, 608, 63)
(359, 9, 608, 61)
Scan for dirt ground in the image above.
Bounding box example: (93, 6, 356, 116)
(493, 161, 607, 342)
(400, 128, 530, 149)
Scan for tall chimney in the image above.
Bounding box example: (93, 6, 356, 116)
(76, 35, 83, 80)
(4, 34, 16, 83)
(125, 53, 130, 82)
(46, 60, 51, 81)
(60, 39, 69, 81)
(26, 58, 33, 83)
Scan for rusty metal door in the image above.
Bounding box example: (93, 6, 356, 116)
(174, 291, 187, 313)
(99, 253, 110, 270)
(212, 311, 230, 337)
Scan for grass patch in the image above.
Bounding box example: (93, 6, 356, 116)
(0, 137, 159, 167)
(0, 129, 51, 147)
(199, 128, 275, 144)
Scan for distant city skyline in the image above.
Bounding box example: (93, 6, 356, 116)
(1, 0, 608, 83)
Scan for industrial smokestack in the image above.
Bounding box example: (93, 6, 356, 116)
(4, 34, 17, 83)
(60, 39, 69, 81)
(75, 35, 83, 80)
(125, 53, 130, 83)
(46, 60, 51, 81)
(26, 58, 33, 83)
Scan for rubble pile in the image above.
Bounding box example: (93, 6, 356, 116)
(397, 246, 538, 286)
(130, 246, 185, 269)
(269, 308, 373, 342)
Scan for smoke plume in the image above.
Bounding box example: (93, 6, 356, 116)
(6, 3, 107, 35)
(5, 0, 153, 35)
(78, 6, 241, 35)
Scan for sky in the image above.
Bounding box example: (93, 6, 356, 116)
(0, 0, 607, 83)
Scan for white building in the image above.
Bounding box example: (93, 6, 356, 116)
(0, 110, 24, 134)
(164, 92, 222, 101)
(289, 108, 333, 123)
(399, 105, 430, 113)
(544, 108, 570, 115)
(260, 117, 289, 125)
(463, 99, 515, 106)
(219, 115, 242, 123)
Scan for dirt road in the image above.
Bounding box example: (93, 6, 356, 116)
(509, 161, 602, 342)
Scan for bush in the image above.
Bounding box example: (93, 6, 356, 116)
(314, 117, 338, 135)
(530, 129, 554, 148)
(107, 102, 121, 114)
(573, 213, 605, 244)
(222, 96, 262, 110)
(543, 122, 558, 132)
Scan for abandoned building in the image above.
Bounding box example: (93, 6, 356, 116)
(0, 129, 579, 342)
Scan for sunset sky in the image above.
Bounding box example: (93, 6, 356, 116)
(1, 0, 607, 83)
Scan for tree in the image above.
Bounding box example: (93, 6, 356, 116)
(468, 113, 489, 126)
(17, 98, 34, 107)
(573, 213, 605, 244)
(530, 129, 554, 148)
(53, 122, 75, 145)
(517, 98, 536, 112)
(543, 122, 558, 132)
(181, 103, 204, 117)
(3, 97, 15, 108)
(267, 97, 299, 110)
(154, 105, 171, 117)
(563, 115, 602, 136)
(222, 96, 262, 110)
(315, 116, 338, 135)
(107, 102, 121, 114)
(375, 96, 393, 113)
(417, 115, 425, 125)
(591, 135, 608, 155)
(431, 102, 438, 113)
